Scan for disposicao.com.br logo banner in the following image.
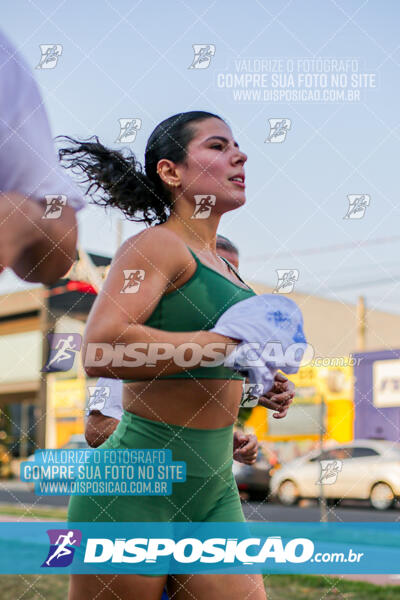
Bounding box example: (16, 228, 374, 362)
(0, 523, 400, 574)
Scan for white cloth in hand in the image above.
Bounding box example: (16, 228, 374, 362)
(210, 294, 307, 398)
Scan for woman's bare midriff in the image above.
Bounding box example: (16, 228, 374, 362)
(122, 378, 244, 429)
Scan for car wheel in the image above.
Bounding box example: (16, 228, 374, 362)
(370, 482, 395, 510)
(277, 480, 299, 506)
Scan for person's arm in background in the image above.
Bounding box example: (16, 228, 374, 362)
(0, 31, 85, 284)
(0, 192, 78, 284)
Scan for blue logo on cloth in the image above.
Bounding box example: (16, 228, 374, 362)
(266, 310, 291, 329)
(293, 324, 306, 344)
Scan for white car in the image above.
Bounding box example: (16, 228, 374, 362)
(270, 439, 400, 510)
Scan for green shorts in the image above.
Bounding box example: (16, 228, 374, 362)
(68, 410, 245, 523)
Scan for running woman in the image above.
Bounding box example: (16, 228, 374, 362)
(63, 111, 293, 600)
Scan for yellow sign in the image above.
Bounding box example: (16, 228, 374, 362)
(47, 377, 86, 448)
(245, 362, 355, 444)
(52, 378, 85, 409)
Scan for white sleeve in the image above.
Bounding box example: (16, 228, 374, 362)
(89, 378, 123, 421)
(0, 31, 85, 211)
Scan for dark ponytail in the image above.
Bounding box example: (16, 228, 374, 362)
(59, 111, 224, 226)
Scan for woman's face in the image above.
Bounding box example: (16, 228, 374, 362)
(179, 117, 248, 214)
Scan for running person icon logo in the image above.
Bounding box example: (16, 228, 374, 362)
(87, 386, 110, 414)
(188, 44, 216, 69)
(42, 529, 82, 568)
(264, 119, 292, 143)
(120, 269, 146, 293)
(42, 334, 82, 372)
(36, 44, 63, 69)
(273, 269, 299, 294)
(317, 459, 343, 485)
(115, 118, 142, 143)
(191, 195, 216, 219)
(42, 195, 67, 219)
(241, 383, 265, 407)
(343, 194, 370, 219)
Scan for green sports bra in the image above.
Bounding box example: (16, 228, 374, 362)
(123, 246, 256, 382)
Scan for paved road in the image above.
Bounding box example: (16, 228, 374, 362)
(0, 482, 69, 509)
(242, 498, 400, 522)
(241, 498, 400, 587)
(1, 482, 400, 521)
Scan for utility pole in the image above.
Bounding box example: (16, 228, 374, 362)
(356, 296, 366, 351)
(318, 394, 328, 523)
(37, 287, 56, 450)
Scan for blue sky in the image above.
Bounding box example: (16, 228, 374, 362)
(2, 0, 400, 314)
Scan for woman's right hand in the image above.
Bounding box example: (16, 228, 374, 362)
(257, 373, 295, 419)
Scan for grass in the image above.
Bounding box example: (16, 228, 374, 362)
(264, 574, 400, 599)
(0, 574, 399, 599)
(0, 575, 70, 600)
(0, 503, 67, 520)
